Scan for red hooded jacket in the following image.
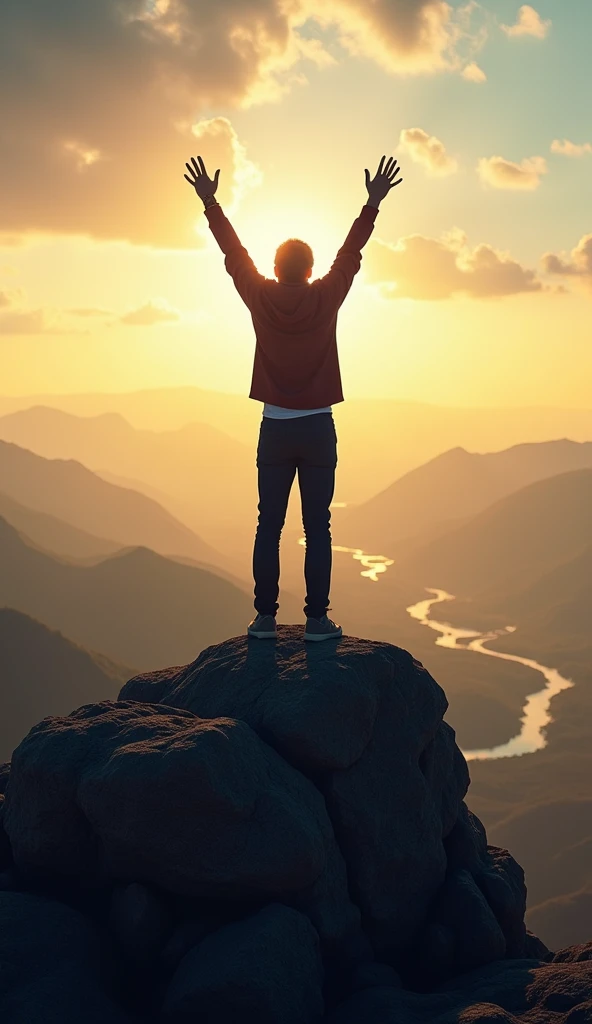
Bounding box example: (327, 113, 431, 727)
(205, 203, 379, 409)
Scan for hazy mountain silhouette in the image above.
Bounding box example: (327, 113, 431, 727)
(0, 517, 256, 669)
(396, 468, 592, 599)
(0, 489, 122, 562)
(0, 607, 129, 761)
(487, 543, 592, 640)
(0, 406, 257, 552)
(526, 888, 592, 951)
(2, 388, 592, 504)
(0, 439, 227, 567)
(337, 440, 592, 554)
(485, 799, 592, 948)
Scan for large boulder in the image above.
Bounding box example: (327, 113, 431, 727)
(0, 891, 130, 1023)
(3, 699, 359, 954)
(120, 628, 470, 960)
(163, 903, 324, 1024)
(329, 957, 592, 1023)
(1, 626, 570, 1020)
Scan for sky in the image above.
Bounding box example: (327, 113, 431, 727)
(1, 0, 591, 406)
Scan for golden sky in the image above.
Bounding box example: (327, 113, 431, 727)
(1, 0, 591, 406)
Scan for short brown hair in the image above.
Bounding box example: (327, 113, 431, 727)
(275, 238, 314, 283)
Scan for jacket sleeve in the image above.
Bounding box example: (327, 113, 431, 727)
(204, 204, 265, 310)
(318, 204, 379, 308)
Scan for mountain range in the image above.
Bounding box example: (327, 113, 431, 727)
(337, 439, 592, 555)
(0, 438, 226, 568)
(395, 468, 592, 600)
(2, 387, 592, 503)
(0, 607, 129, 762)
(0, 517, 253, 670)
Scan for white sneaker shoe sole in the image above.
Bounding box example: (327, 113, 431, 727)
(304, 626, 343, 642)
(247, 627, 278, 639)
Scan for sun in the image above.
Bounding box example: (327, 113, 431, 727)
(225, 202, 342, 282)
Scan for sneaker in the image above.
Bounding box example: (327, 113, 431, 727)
(304, 615, 343, 642)
(247, 613, 278, 639)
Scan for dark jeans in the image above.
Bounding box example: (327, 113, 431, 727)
(253, 412, 338, 619)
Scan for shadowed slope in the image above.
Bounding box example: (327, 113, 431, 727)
(0, 439, 225, 566)
(0, 517, 253, 669)
(337, 440, 592, 554)
(396, 469, 592, 598)
(0, 607, 129, 761)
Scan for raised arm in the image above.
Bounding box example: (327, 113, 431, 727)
(319, 156, 403, 306)
(184, 155, 264, 310)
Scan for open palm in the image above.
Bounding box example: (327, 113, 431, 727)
(365, 156, 403, 201)
(184, 155, 220, 200)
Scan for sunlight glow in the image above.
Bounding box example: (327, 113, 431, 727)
(235, 204, 341, 280)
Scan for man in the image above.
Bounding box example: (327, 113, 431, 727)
(184, 154, 403, 641)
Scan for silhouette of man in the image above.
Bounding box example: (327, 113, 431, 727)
(184, 155, 402, 641)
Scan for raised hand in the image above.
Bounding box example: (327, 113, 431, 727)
(364, 156, 403, 204)
(184, 155, 220, 200)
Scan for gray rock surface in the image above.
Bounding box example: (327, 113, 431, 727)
(1, 626, 588, 1023)
(329, 957, 592, 1023)
(0, 891, 130, 1023)
(121, 628, 470, 960)
(163, 903, 324, 1024)
(109, 881, 173, 965)
(4, 698, 359, 953)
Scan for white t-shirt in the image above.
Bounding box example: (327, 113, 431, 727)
(262, 399, 331, 415)
(263, 403, 332, 419)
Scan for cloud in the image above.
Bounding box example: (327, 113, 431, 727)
(0, 287, 27, 310)
(189, 118, 263, 215)
(542, 235, 592, 282)
(501, 5, 551, 39)
(0, 1, 489, 248)
(0, 308, 87, 335)
(477, 155, 548, 190)
(398, 128, 458, 176)
(307, 0, 484, 75)
(551, 139, 592, 158)
(0, 289, 96, 334)
(119, 301, 181, 326)
(462, 61, 486, 82)
(363, 229, 543, 300)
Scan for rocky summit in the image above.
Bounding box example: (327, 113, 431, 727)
(1, 625, 591, 1023)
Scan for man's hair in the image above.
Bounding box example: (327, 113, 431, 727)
(275, 238, 314, 283)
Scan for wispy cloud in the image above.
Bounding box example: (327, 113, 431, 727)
(542, 235, 592, 284)
(0, 308, 87, 335)
(462, 62, 486, 83)
(551, 139, 592, 158)
(398, 128, 458, 176)
(119, 301, 181, 326)
(501, 5, 551, 39)
(477, 154, 548, 190)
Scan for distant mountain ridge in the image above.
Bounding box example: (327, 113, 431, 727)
(0, 516, 254, 669)
(0, 607, 129, 761)
(0, 405, 257, 554)
(2, 388, 592, 503)
(0, 489, 122, 562)
(0, 438, 225, 567)
(395, 468, 592, 599)
(337, 439, 592, 554)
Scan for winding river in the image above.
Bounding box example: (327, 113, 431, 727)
(305, 533, 576, 763)
(406, 588, 575, 762)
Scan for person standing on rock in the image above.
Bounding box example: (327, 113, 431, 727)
(184, 154, 403, 641)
